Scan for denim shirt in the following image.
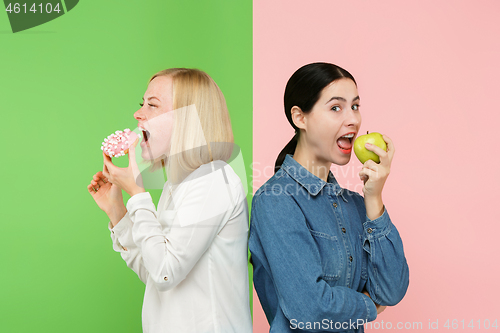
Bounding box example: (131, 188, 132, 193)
(249, 154, 409, 333)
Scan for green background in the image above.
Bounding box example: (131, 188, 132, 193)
(0, 1, 252, 332)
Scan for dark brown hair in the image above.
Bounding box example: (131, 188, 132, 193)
(275, 62, 357, 172)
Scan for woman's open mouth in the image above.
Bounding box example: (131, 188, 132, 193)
(141, 129, 151, 146)
(140, 129, 152, 152)
(337, 133, 354, 154)
(142, 129, 151, 142)
(140, 129, 156, 161)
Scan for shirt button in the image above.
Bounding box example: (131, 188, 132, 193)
(367, 228, 373, 234)
(164, 276, 168, 281)
(341, 227, 346, 233)
(122, 246, 128, 251)
(333, 202, 337, 208)
(349, 255, 353, 262)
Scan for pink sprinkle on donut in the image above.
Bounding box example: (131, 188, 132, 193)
(101, 129, 139, 157)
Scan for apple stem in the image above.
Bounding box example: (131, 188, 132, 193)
(367, 131, 369, 134)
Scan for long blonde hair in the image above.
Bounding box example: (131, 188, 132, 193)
(148, 68, 234, 184)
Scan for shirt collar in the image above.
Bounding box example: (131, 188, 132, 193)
(281, 154, 348, 201)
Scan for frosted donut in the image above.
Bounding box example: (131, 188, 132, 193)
(100, 128, 139, 157)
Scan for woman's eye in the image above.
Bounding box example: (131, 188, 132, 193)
(331, 105, 341, 112)
(139, 103, 144, 107)
(148, 103, 156, 108)
(352, 104, 360, 111)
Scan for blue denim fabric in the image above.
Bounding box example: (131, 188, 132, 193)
(249, 154, 409, 333)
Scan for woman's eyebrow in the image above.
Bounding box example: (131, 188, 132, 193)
(142, 96, 161, 102)
(325, 96, 360, 104)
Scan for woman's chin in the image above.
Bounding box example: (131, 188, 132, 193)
(140, 150, 168, 163)
(140, 151, 154, 162)
(331, 153, 351, 166)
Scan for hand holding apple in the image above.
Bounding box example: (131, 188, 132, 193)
(353, 131, 387, 164)
(357, 134, 395, 220)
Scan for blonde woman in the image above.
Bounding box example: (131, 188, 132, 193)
(87, 68, 252, 333)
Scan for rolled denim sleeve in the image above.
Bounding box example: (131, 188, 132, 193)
(362, 207, 409, 306)
(251, 191, 377, 331)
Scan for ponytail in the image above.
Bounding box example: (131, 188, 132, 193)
(274, 133, 298, 173)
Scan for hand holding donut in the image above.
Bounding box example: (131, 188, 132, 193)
(88, 129, 142, 226)
(102, 136, 145, 198)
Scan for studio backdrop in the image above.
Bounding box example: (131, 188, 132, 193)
(253, 0, 500, 332)
(0, 1, 252, 332)
(2, 0, 500, 332)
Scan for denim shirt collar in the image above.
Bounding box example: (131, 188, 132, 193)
(281, 154, 348, 201)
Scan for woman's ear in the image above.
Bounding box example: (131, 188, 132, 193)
(291, 106, 306, 130)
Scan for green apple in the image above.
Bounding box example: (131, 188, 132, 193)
(353, 131, 387, 164)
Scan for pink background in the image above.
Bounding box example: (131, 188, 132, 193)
(253, 0, 500, 331)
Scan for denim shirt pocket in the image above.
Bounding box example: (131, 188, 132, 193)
(309, 229, 344, 282)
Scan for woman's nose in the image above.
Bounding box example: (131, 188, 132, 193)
(134, 108, 143, 120)
(346, 108, 361, 127)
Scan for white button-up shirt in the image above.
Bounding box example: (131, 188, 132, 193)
(108, 160, 252, 333)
